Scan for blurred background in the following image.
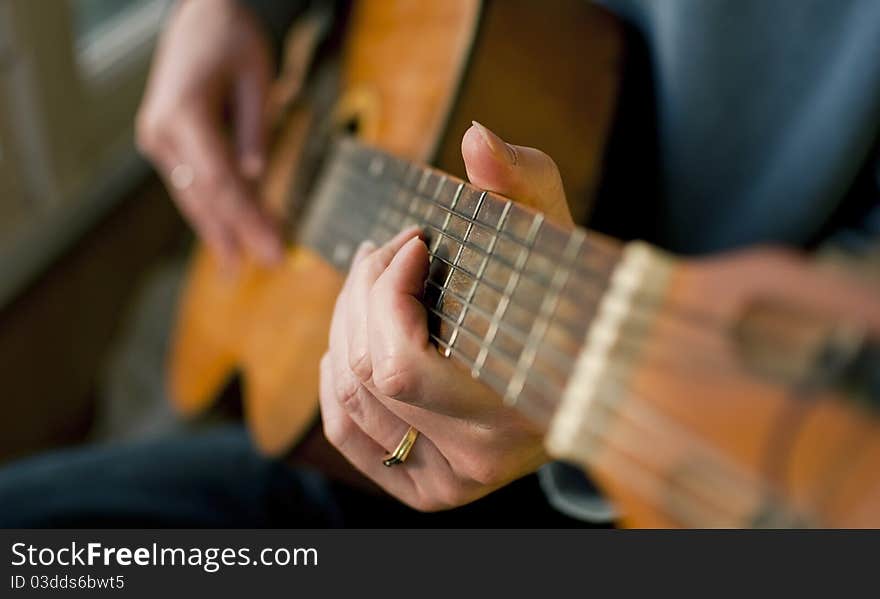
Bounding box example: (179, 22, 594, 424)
(0, 0, 190, 463)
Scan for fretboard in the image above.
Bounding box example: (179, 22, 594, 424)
(300, 137, 622, 424)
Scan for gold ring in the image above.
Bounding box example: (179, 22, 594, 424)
(382, 426, 419, 467)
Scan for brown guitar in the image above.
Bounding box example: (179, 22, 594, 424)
(168, 0, 623, 454)
(168, 1, 880, 526)
(298, 137, 880, 527)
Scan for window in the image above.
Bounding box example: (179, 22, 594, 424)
(73, 0, 171, 82)
(0, 0, 169, 306)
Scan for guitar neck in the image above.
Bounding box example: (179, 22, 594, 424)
(299, 138, 880, 528)
(300, 137, 626, 424)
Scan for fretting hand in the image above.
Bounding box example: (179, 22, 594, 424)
(319, 123, 573, 510)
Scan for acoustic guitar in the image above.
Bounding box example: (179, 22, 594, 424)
(169, 0, 623, 453)
(168, 1, 880, 526)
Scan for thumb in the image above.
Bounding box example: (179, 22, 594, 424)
(462, 121, 572, 226)
(234, 61, 270, 179)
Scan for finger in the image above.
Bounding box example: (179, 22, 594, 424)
(177, 188, 240, 267)
(367, 237, 503, 417)
(367, 236, 433, 403)
(176, 113, 283, 264)
(330, 240, 375, 354)
(325, 352, 413, 457)
(346, 228, 424, 381)
(152, 148, 242, 268)
(462, 121, 572, 225)
(318, 354, 448, 509)
(234, 59, 270, 179)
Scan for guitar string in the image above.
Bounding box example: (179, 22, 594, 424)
(315, 168, 615, 336)
(320, 215, 826, 525)
(334, 176, 613, 337)
(311, 147, 829, 525)
(326, 159, 621, 289)
(329, 149, 623, 279)
(428, 328, 785, 527)
(320, 147, 771, 377)
(320, 152, 726, 339)
(317, 141, 853, 525)
(320, 215, 747, 391)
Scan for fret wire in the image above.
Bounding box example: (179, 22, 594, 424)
(361, 153, 391, 247)
(319, 219, 745, 413)
(396, 179, 619, 281)
(411, 205, 764, 526)
(314, 144, 741, 390)
(433, 181, 463, 325)
(330, 159, 620, 279)
(429, 332, 563, 403)
(318, 200, 605, 345)
(504, 228, 585, 405)
(320, 192, 601, 363)
(423, 278, 578, 371)
(432, 177, 459, 256)
(474, 210, 543, 378)
(430, 334, 509, 397)
(320, 208, 598, 349)
(359, 194, 607, 333)
(427, 303, 564, 394)
(468, 199, 510, 377)
(417, 165, 431, 194)
(326, 165, 616, 301)
(444, 190, 485, 357)
(333, 209, 712, 386)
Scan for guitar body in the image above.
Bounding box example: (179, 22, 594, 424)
(168, 0, 623, 454)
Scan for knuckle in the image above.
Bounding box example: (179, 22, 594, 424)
(356, 252, 388, 282)
(371, 354, 417, 400)
(534, 148, 561, 174)
(134, 112, 166, 155)
(200, 166, 229, 196)
(461, 456, 503, 487)
(321, 414, 352, 448)
(334, 370, 366, 419)
(347, 346, 372, 382)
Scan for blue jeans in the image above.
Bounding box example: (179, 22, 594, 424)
(0, 426, 590, 528)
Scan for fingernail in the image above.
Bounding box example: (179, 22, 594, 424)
(471, 121, 517, 165)
(353, 240, 376, 264)
(404, 235, 427, 251)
